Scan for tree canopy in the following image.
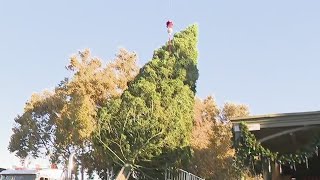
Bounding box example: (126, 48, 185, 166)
(8, 48, 139, 175)
(95, 24, 199, 178)
(9, 23, 254, 180)
(189, 97, 250, 180)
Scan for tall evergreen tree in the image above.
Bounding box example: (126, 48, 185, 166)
(96, 25, 199, 178)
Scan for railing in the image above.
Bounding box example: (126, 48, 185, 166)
(165, 168, 205, 180)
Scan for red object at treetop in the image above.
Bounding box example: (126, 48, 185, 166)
(166, 20, 174, 35)
(166, 21, 173, 28)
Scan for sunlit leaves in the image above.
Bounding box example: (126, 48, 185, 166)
(189, 97, 250, 180)
(9, 48, 139, 170)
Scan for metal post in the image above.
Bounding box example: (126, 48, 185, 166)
(67, 152, 76, 180)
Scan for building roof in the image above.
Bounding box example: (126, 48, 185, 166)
(0, 169, 37, 175)
(0, 169, 65, 179)
(231, 110, 320, 129)
(231, 110, 320, 153)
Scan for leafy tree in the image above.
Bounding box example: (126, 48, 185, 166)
(8, 48, 139, 177)
(220, 102, 250, 121)
(95, 25, 199, 178)
(9, 91, 64, 159)
(189, 97, 250, 180)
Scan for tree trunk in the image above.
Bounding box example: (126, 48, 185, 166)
(81, 165, 84, 180)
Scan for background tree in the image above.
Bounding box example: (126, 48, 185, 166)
(95, 24, 199, 178)
(8, 48, 139, 177)
(189, 96, 250, 180)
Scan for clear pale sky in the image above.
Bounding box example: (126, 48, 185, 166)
(1, 0, 320, 168)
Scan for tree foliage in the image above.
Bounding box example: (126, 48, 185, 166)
(9, 23, 255, 180)
(95, 25, 199, 178)
(8, 48, 139, 172)
(189, 97, 250, 180)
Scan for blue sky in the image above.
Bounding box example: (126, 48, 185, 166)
(1, 0, 320, 168)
